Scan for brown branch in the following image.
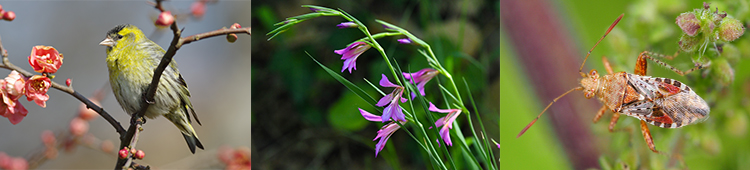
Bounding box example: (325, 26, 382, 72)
(122, 119, 144, 169)
(0, 35, 127, 136)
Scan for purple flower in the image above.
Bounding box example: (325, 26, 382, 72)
(376, 74, 408, 122)
(402, 68, 439, 99)
(360, 108, 407, 157)
(428, 102, 461, 146)
(334, 42, 371, 73)
(397, 38, 412, 44)
(336, 22, 358, 29)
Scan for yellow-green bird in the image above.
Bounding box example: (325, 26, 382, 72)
(99, 24, 204, 153)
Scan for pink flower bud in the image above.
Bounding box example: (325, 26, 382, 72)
(41, 130, 56, 146)
(0, 152, 9, 168)
(69, 117, 89, 137)
(230, 23, 241, 29)
(101, 140, 114, 153)
(134, 150, 145, 159)
(2, 11, 14, 21)
(336, 22, 358, 29)
(191, 2, 205, 18)
(8, 157, 26, 170)
(65, 78, 71, 86)
(118, 148, 128, 159)
(156, 11, 174, 26)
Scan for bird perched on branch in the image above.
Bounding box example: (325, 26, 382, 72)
(99, 24, 204, 153)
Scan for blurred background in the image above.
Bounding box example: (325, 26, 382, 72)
(252, 0, 498, 169)
(0, 1, 251, 169)
(501, 0, 750, 169)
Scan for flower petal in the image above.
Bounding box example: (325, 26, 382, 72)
(359, 108, 381, 122)
(379, 74, 400, 88)
(376, 94, 393, 107)
(381, 103, 394, 123)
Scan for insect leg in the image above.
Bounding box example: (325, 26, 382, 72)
(609, 112, 621, 132)
(640, 120, 661, 153)
(638, 51, 705, 76)
(593, 105, 607, 123)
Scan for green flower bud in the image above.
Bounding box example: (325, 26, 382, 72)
(678, 34, 702, 52)
(718, 17, 745, 42)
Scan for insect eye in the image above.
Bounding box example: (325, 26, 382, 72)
(589, 69, 598, 76)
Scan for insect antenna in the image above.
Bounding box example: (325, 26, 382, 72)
(578, 13, 624, 77)
(517, 86, 584, 138)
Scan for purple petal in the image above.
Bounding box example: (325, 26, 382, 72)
(428, 102, 452, 113)
(397, 38, 412, 44)
(417, 82, 427, 96)
(390, 102, 406, 122)
(435, 117, 447, 127)
(444, 110, 462, 129)
(382, 103, 394, 122)
(376, 94, 393, 107)
(428, 102, 441, 112)
(334, 48, 347, 56)
(337, 22, 357, 29)
(402, 72, 414, 79)
(360, 108, 381, 122)
(440, 126, 452, 146)
(379, 74, 400, 88)
(341, 57, 354, 73)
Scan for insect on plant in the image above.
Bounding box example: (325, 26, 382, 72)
(516, 14, 710, 153)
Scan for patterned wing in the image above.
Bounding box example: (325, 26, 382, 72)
(621, 75, 709, 128)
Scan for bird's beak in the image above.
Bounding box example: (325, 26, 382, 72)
(99, 37, 114, 47)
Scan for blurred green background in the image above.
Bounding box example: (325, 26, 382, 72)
(252, 0, 498, 169)
(502, 0, 750, 169)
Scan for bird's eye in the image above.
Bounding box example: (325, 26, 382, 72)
(117, 34, 123, 39)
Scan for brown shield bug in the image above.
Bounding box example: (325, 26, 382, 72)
(516, 14, 710, 153)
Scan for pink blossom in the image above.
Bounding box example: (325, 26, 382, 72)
(0, 71, 27, 124)
(359, 108, 407, 157)
(334, 41, 370, 73)
(28, 46, 63, 74)
(428, 102, 462, 146)
(403, 68, 439, 99)
(376, 74, 408, 122)
(25, 75, 50, 108)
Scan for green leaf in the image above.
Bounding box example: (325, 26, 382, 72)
(306, 51, 379, 109)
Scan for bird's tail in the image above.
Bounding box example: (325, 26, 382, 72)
(166, 109, 204, 153)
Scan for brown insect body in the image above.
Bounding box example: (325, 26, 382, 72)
(581, 71, 709, 129)
(517, 14, 710, 153)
